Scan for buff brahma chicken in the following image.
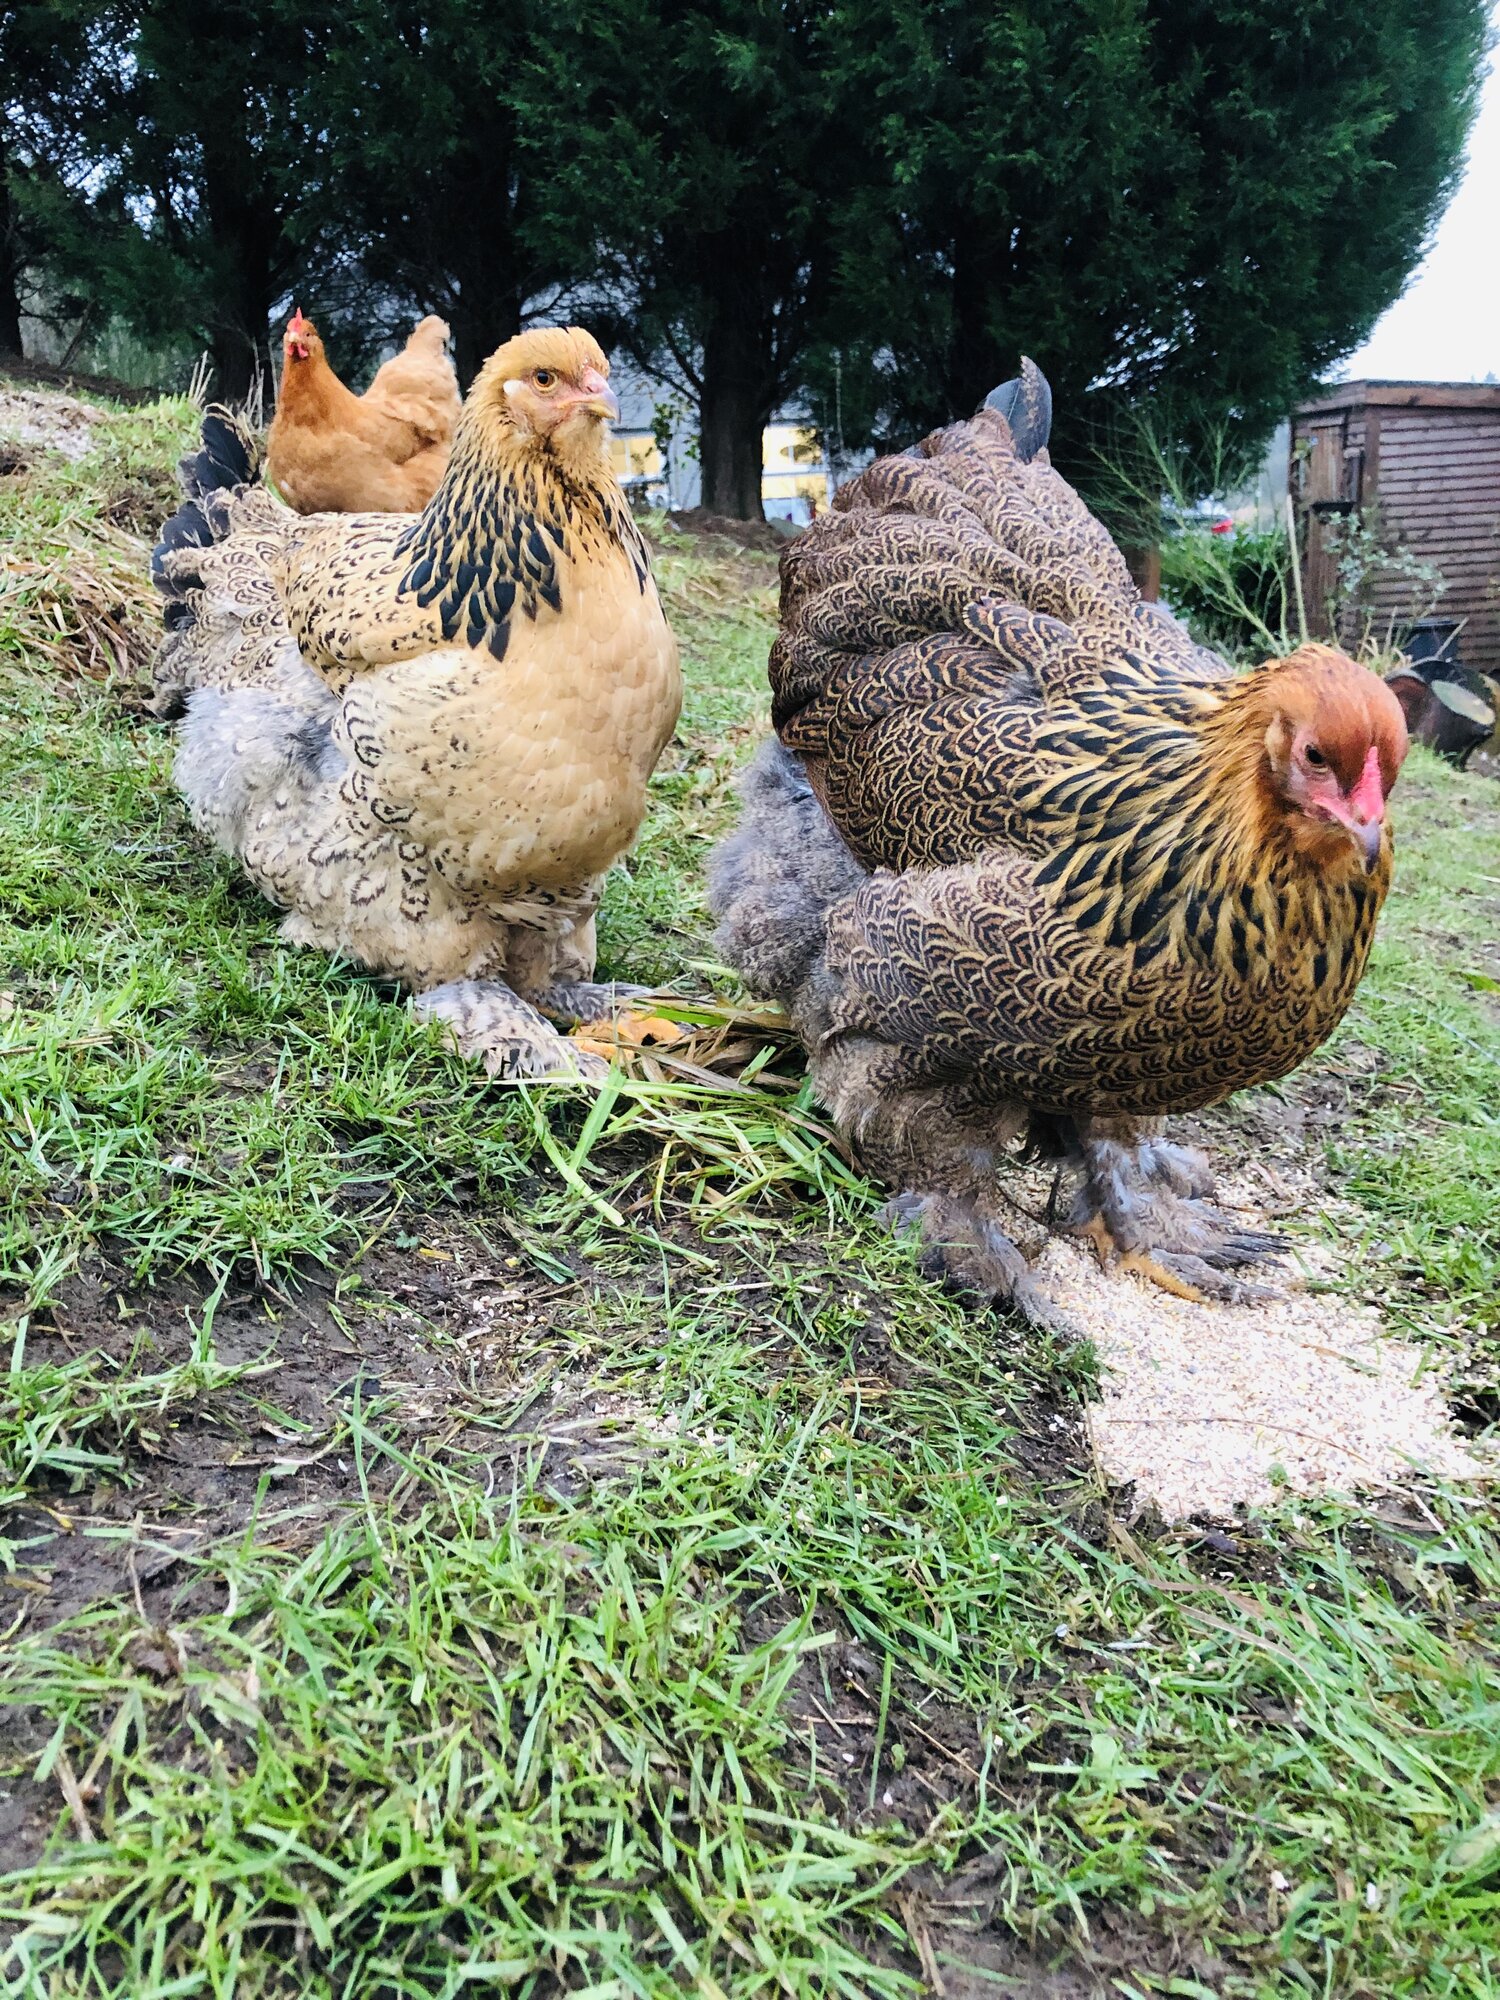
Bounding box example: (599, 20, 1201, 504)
(267, 309, 461, 515)
(710, 362, 1408, 1324)
(153, 327, 681, 1079)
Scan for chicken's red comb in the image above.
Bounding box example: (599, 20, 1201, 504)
(288, 307, 309, 337)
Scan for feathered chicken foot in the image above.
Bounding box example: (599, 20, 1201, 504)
(411, 979, 607, 1082)
(885, 1191, 1074, 1335)
(527, 981, 690, 1065)
(1068, 1118, 1285, 1304)
(1075, 1211, 1211, 1305)
(804, 1055, 1076, 1334)
(529, 979, 654, 1024)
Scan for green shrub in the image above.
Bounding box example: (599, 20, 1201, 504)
(1159, 520, 1296, 661)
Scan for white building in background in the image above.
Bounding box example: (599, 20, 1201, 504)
(610, 364, 858, 521)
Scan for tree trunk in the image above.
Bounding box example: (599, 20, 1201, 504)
(947, 228, 1009, 417)
(207, 254, 273, 406)
(699, 312, 771, 520)
(429, 141, 524, 388)
(202, 159, 278, 406)
(449, 270, 521, 391)
(0, 153, 25, 356)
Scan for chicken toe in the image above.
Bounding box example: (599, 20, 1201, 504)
(1070, 1123, 1286, 1295)
(1122, 1248, 1280, 1306)
(412, 979, 607, 1082)
(529, 980, 657, 1026)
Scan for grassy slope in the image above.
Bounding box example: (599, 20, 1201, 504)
(0, 398, 1496, 1998)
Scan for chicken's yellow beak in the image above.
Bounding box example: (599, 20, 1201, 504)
(575, 366, 620, 423)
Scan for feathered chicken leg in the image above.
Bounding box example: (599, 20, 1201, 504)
(410, 921, 670, 1080)
(412, 980, 608, 1080)
(498, 920, 654, 1029)
(1067, 1115, 1285, 1303)
(815, 1045, 1075, 1333)
(886, 1190, 1061, 1331)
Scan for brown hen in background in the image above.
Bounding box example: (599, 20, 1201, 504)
(266, 309, 461, 515)
(710, 362, 1409, 1325)
(153, 327, 680, 1079)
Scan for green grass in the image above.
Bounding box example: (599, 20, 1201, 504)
(4, 1289, 1497, 1996)
(0, 1288, 272, 1503)
(0, 389, 1497, 1997)
(1320, 753, 1500, 1342)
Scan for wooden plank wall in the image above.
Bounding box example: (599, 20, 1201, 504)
(1367, 409, 1500, 674)
(1293, 389, 1500, 675)
(1296, 409, 1365, 627)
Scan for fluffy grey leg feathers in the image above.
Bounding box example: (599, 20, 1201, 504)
(708, 739, 865, 1009)
(175, 683, 341, 863)
(412, 980, 607, 1081)
(885, 1191, 1066, 1333)
(1069, 1118, 1285, 1303)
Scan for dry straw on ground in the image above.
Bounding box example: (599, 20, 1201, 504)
(2, 386, 162, 682)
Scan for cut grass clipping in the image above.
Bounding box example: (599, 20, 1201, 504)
(1, 383, 1497, 1996)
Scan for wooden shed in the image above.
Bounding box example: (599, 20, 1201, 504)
(1290, 382, 1500, 676)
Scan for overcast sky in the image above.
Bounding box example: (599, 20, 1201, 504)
(1341, 57, 1499, 382)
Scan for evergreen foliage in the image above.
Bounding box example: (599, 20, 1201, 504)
(0, 0, 1487, 511)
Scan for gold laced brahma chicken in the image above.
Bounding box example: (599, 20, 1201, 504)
(709, 362, 1408, 1325)
(266, 308, 461, 515)
(152, 327, 681, 1078)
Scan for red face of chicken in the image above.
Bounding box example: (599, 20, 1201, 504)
(284, 307, 314, 364)
(1263, 648, 1409, 871)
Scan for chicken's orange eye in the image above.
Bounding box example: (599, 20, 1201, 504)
(532, 369, 557, 390)
(1304, 744, 1327, 769)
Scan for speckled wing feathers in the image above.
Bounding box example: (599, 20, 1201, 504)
(772, 390, 1229, 876)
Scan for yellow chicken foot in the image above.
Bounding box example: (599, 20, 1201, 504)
(1118, 1251, 1212, 1305)
(1076, 1210, 1211, 1304)
(566, 1012, 692, 1066)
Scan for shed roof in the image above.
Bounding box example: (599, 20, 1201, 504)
(1297, 380, 1500, 418)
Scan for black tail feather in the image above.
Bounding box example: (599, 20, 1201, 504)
(151, 404, 261, 592)
(983, 357, 1052, 463)
(192, 407, 257, 492)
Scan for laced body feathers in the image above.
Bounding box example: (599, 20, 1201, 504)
(725, 362, 1397, 1121)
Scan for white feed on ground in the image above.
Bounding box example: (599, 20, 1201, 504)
(1034, 1190, 1491, 1521)
(0, 386, 108, 462)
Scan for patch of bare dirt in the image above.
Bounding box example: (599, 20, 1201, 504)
(0, 384, 109, 462)
(666, 506, 801, 555)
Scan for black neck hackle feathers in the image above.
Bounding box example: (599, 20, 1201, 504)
(394, 400, 650, 665)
